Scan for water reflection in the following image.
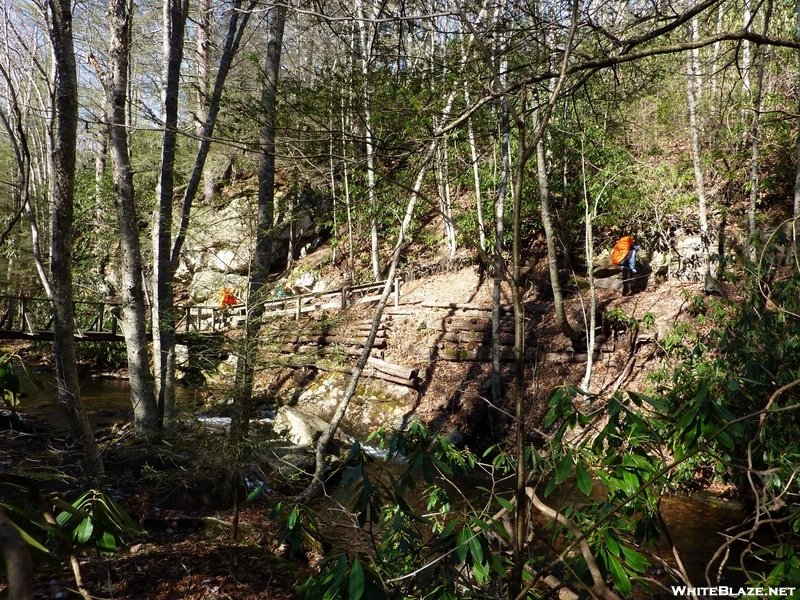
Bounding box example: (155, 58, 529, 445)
(658, 493, 749, 585)
(543, 480, 753, 588)
(18, 371, 156, 430)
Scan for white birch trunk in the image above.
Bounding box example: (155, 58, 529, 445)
(443, 138, 456, 257)
(341, 92, 355, 279)
(355, 0, 380, 279)
(687, 22, 710, 249)
(464, 83, 485, 249)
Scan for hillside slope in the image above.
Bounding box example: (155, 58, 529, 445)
(257, 250, 708, 449)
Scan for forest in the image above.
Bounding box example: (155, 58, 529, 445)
(1, 0, 800, 597)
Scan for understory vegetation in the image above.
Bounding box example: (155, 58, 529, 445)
(1, 0, 800, 597)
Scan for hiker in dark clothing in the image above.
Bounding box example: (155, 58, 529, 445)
(620, 241, 640, 296)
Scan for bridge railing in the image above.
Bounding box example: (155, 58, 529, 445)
(0, 296, 126, 336)
(175, 304, 244, 333)
(174, 280, 401, 332)
(257, 279, 401, 320)
(0, 280, 402, 338)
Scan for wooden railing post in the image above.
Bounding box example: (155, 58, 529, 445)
(341, 287, 347, 310)
(394, 279, 401, 307)
(295, 296, 301, 320)
(3, 297, 17, 330)
(19, 297, 27, 333)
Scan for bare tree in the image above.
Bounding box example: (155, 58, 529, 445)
(195, 0, 214, 204)
(0, 62, 51, 298)
(686, 18, 713, 281)
(355, 0, 381, 279)
(106, 0, 159, 437)
(46, 0, 104, 478)
(230, 2, 287, 441)
(152, 0, 188, 427)
(166, 0, 256, 424)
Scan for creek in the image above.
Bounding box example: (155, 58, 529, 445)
(16, 370, 199, 430)
(14, 375, 772, 591)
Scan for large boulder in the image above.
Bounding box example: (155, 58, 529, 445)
(650, 236, 705, 280)
(264, 371, 419, 440)
(178, 196, 255, 280)
(273, 405, 352, 447)
(292, 372, 418, 440)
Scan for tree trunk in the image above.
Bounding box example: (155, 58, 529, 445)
(195, 0, 214, 204)
(0, 509, 33, 600)
(328, 98, 338, 264)
(510, 92, 528, 598)
(743, 0, 752, 97)
(108, 0, 159, 438)
(459, 4, 489, 252)
(355, 0, 380, 280)
(341, 93, 355, 280)
(748, 49, 764, 260)
(230, 3, 286, 441)
(492, 95, 509, 405)
(581, 143, 597, 393)
(794, 0, 800, 255)
(46, 0, 104, 479)
(435, 140, 456, 257)
(443, 139, 456, 257)
(748, 6, 771, 260)
(686, 17, 715, 289)
(464, 82, 485, 250)
(154, 0, 251, 428)
(152, 0, 188, 428)
(94, 122, 107, 223)
(539, 135, 577, 340)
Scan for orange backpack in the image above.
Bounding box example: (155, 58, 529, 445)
(218, 287, 239, 307)
(611, 236, 634, 266)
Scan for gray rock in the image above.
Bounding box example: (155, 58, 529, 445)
(294, 372, 418, 439)
(186, 272, 249, 305)
(273, 405, 352, 447)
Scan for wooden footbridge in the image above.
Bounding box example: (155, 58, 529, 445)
(0, 280, 401, 343)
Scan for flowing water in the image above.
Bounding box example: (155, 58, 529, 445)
(14, 375, 773, 591)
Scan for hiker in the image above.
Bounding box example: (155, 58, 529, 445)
(218, 287, 239, 307)
(619, 240, 641, 296)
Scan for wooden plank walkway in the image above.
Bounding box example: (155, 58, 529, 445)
(0, 296, 126, 342)
(0, 280, 401, 342)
